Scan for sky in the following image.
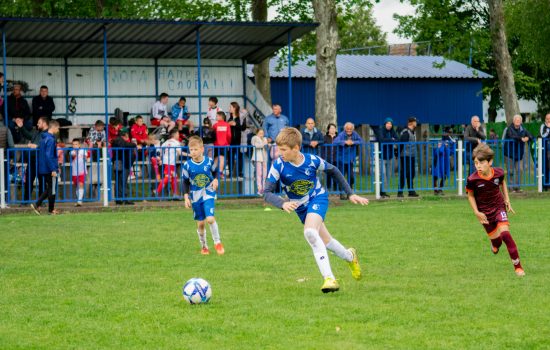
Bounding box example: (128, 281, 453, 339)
(371, 0, 417, 44)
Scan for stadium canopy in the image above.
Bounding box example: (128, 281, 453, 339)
(0, 17, 318, 127)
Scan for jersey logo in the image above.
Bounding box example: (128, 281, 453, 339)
(305, 169, 311, 176)
(288, 179, 314, 196)
(477, 184, 485, 187)
(494, 178, 500, 185)
(193, 174, 210, 188)
(312, 204, 320, 210)
(204, 166, 209, 172)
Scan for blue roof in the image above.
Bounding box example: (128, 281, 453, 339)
(248, 55, 492, 79)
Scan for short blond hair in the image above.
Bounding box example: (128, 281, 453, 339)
(275, 127, 302, 148)
(188, 135, 204, 147)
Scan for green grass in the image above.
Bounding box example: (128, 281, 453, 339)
(1, 197, 550, 349)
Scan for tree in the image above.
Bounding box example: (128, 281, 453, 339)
(312, 0, 340, 130)
(488, 0, 519, 124)
(251, 0, 272, 105)
(338, 5, 387, 53)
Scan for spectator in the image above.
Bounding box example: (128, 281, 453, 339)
(432, 132, 453, 196)
(540, 113, 550, 191)
(151, 92, 175, 132)
(322, 123, 338, 191)
(31, 85, 55, 125)
(172, 96, 190, 124)
(301, 118, 324, 154)
(22, 117, 48, 202)
(263, 104, 289, 160)
(130, 115, 148, 146)
(503, 114, 533, 193)
(7, 84, 32, 129)
(177, 119, 196, 145)
(70, 138, 89, 206)
(212, 111, 232, 178)
(0, 114, 15, 197)
(206, 96, 222, 125)
(30, 120, 60, 215)
(463, 115, 486, 174)
(201, 117, 215, 159)
(108, 117, 122, 145)
(9, 115, 32, 145)
(111, 128, 137, 205)
(377, 117, 398, 198)
(156, 128, 182, 198)
(251, 128, 268, 195)
(146, 133, 162, 191)
(333, 122, 363, 199)
(228, 102, 244, 177)
(489, 128, 498, 141)
(398, 117, 419, 198)
(87, 119, 106, 148)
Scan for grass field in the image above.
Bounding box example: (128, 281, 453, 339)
(1, 197, 550, 349)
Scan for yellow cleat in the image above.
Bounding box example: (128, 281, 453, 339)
(348, 248, 362, 280)
(321, 277, 340, 293)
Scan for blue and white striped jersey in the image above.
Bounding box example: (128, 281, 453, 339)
(181, 157, 217, 202)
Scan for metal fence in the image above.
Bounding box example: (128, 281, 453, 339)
(0, 139, 547, 208)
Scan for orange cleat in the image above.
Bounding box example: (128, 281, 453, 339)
(491, 245, 499, 255)
(214, 243, 225, 255)
(515, 267, 525, 277)
(201, 247, 210, 255)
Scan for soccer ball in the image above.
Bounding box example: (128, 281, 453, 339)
(182, 278, 212, 304)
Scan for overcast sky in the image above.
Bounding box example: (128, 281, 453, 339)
(371, 0, 416, 44)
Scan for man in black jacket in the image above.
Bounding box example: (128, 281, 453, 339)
(463, 115, 486, 175)
(377, 117, 398, 198)
(111, 128, 138, 205)
(21, 117, 49, 202)
(7, 84, 31, 129)
(503, 115, 533, 192)
(32, 85, 55, 125)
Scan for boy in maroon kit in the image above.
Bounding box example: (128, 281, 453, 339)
(466, 144, 525, 277)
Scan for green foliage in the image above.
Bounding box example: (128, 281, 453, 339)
(1, 199, 550, 348)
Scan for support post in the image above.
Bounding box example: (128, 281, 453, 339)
(196, 29, 202, 135)
(374, 142, 380, 199)
(0, 149, 5, 209)
(102, 147, 109, 207)
(287, 31, 292, 127)
(537, 138, 543, 192)
(457, 140, 464, 196)
(102, 26, 109, 141)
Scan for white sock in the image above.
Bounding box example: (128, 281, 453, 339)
(209, 222, 221, 244)
(326, 239, 353, 262)
(77, 188, 84, 201)
(304, 228, 335, 279)
(197, 230, 207, 248)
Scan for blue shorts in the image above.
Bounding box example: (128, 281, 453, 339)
(295, 194, 329, 224)
(192, 199, 215, 221)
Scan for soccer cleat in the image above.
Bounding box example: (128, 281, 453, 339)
(515, 267, 525, 277)
(347, 248, 362, 280)
(30, 203, 41, 216)
(491, 245, 499, 255)
(201, 247, 210, 255)
(214, 243, 225, 255)
(321, 277, 340, 293)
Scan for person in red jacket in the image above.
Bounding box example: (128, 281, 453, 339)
(130, 115, 148, 146)
(212, 111, 232, 179)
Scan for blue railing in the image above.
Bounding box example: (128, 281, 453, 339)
(1, 139, 546, 206)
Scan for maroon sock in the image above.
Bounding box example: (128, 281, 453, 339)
(500, 231, 522, 268)
(490, 236, 503, 249)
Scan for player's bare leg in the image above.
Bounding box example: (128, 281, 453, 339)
(319, 223, 362, 280)
(304, 214, 339, 293)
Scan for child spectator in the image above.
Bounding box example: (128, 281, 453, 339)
(70, 138, 89, 206)
(108, 117, 122, 145)
(489, 128, 498, 141)
(466, 144, 525, 276)
(146, 133, 161, 182)
(212, 111, 232, 179)
(206, 96, 222, 125)
(87, 120, 106, 148)
(432, 137, 452, 195)
(182, 136, 224, 255)
(111, 128, 138, 205)
(156, 128, 182, 198)
(151, 92, 176, 132)
(171, 96, 190, 124)
(263, 127, 369, 293)
(177, 119, 196, 145)
(30, 120, 60, 215)
(202, 117, 215, 159)
(251, 128, 268, 195)
(130, 115, 148, 146)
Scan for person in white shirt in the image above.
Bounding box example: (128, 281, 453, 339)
(251, 128, 269, 195)
(206, 96, 223, 125)
(151, 92, 175, 132)
(70, 138, 89, 206)
(156, 128, 182, 197)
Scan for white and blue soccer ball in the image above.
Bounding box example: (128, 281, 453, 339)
(182, 278, 212, 304)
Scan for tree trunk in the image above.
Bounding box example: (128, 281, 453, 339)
(313, 0, 339, 131)
(251, 0, 272, 106)
(488, 0, 520, 124)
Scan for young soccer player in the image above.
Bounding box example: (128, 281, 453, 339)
(182, 136, 225, 255)
(264, 127, 369, 293)
(70, 138, 89, 206)
(466, 144, 525, 277)
(156, 128, 182, 198)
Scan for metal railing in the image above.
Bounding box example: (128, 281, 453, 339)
(0, 139, 546, 207)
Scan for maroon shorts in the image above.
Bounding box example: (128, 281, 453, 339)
(482, 209, 509, 235)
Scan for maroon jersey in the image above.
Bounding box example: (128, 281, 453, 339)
(466, 167, 506, 219)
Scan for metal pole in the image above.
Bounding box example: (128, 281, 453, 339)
(537, 138, 543, 192)
(64, 57, 69, 120)
(457, 140, 463, 196)
(242, 59, 247, 108)
(2, 29, 8, 121)
(196, 29, 202, 136)
(102, 146, 109, 206)
(0, 149, 5, 209)
(103, 26, 109, 141)
(287, 31, 292, 127)
(154, 57, 159, 98)
(374, 142, 380, 199)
